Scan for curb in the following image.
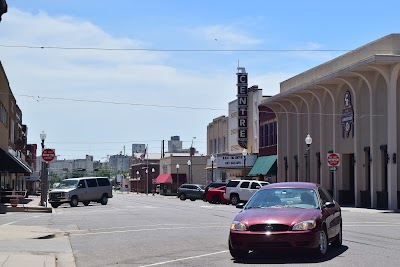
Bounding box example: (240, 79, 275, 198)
(6, 206, 52, 213)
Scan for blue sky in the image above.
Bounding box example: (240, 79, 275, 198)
(1, 0, 399, 160)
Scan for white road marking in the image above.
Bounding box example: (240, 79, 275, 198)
(71, 225, 226, 236)
(138, 250, 229, 267)
(0, 215, 46, 226)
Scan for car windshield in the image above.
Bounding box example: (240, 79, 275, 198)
(199, 185, 205, 190)
(245, 188, 319, 209)
(57, 180, 79, 189)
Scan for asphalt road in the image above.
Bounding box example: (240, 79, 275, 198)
(2, 193, 400, 267)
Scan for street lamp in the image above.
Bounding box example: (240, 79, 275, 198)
(190, 137, 196, 183)
(40, 131, 46, 150)
(176, 163, 180, 194)
(305, 134, 313, 182)
(187, 160, 191, 184)
(136, 170, 139, 194)
(39, 131, 47, 207)
(210, 155, 215, 182)
(151, 168, 155, 195)
(242, 148, 247, 179)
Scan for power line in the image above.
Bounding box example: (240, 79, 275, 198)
(0, 44, 354, 52)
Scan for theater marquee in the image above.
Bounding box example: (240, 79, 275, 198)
(237, 67, 248, 149)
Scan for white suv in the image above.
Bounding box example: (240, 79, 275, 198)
(223, 180, 269, 205)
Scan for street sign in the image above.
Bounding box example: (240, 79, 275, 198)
(42, 148, 55, 162)
(327, 153, 340, 167)
(329, 166, 337, 172)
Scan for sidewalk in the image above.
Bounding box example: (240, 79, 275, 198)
(0, 194, 52, 213)
(0, 223, 76, 267)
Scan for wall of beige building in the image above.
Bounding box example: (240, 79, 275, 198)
(261, 34, 400, 209)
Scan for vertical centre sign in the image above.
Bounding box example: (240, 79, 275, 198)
(237, 67, 248, 149)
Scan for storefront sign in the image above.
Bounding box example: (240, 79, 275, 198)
(341, 91, 354, 138)
(237, 67, 248, 148)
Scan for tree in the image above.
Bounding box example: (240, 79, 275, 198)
(93, 167, 112, 178)
(0, 0, 7, 21)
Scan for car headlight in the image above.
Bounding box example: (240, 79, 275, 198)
(230, 221, 247, 231)
(292, 220, 316, 231)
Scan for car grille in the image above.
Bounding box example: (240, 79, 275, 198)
(49, 193, 63, 199)
(249, 242, 291, 248)
(248, 224, 289, 232)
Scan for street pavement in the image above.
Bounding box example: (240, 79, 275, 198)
(0, 192, 395, 267)
(0, 195, 76, 267)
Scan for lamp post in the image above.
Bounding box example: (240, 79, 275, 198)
(176, 163, 180, 194)
(190, 137, 196, 183)
(145, 168, 149, 195)
(210, 155, 215, 182)
(305, 134, 313, 182)
(136, 170, 139, 194)
(151, 168, 155, 195)
(187, 160, 191, 184)
(39, 131, 47, 206)
(242, 148, 247, 180)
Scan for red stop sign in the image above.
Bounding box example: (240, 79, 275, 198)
(42, 148, 55, 162)
(327, 153, 340, 166)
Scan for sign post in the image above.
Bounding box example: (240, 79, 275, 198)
(40, 148, 55, 207)
(327, 153, 340, 171)
(42, 148, 55, 162)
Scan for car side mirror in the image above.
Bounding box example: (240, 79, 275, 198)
(255, 186, 260, 189)
(324, 202, 335, 208)
(236, 203, 245, 209)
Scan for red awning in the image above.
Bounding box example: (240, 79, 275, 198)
(155, 174, 172, 184)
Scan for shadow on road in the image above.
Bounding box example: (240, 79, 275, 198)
(0, 203, 6, 214)
(233, 246, 348, 264)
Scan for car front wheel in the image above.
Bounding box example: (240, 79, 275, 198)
(51, 203, 60, 208)
(179, 194, 186, 201)
(70, 196, 78, 207)
(314, 229, 328, 258)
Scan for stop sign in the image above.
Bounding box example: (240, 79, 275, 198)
(327, 153, 340, 167)
(42, 148, 55, 162)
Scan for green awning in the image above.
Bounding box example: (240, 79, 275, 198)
(248, 155, 277, 177)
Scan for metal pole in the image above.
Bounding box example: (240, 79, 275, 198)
(39, 161, 46, 206)
(243, 156, 246, 179)
(211, 161, 214, 182)
(189, 155, 192, 184)
(307, 145, 311, 182)
(176, 167, 179, 194)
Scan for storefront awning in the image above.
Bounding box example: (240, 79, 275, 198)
(247, 155, 277, 177)
(0, 148, 33, 173)
(155, 174, 172, 184)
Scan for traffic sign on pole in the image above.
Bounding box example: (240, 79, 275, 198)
(42, 148, 55, 162)
(327, 153, 340, 167)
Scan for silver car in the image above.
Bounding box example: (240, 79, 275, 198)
(48, 177, 113, 208)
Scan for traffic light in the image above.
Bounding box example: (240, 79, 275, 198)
(0, 0, 7, 22)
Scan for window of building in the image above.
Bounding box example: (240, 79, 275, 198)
(273, 121, 277, 145)
(0, 103, 7, 127)
(10, 118, 14, 144)
(214, 139, 217, 154)
(260, 125, 264, 147)
(269, 122, 274, 145)
(265, 124, 269, 146)
(223, 137, 226, 152)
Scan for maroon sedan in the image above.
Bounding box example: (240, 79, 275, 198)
(229, 182, 342, 259)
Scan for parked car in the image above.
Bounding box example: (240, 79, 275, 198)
(229, 182, 342, 260)
(177, 184, 205, 201)
(48, 177, 113, 208)
(203, 182, 227, 200)
(206, 186, 229, 204)
(223, 180, 269, 205)
(155, 184, 160, 194)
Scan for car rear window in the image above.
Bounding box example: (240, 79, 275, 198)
(227, 181, 240, 187)
(97, 178, 110, 186)
(240, 182, 250, 188)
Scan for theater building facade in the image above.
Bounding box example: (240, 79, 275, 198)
(259, 34, 400, 209)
